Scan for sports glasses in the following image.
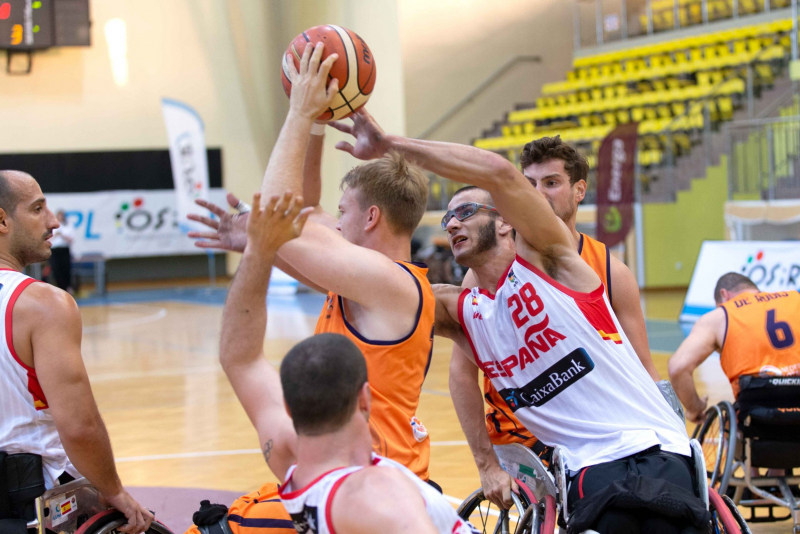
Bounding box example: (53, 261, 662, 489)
(441, 202, 498, 230)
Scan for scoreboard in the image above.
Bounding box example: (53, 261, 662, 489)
(0, 0, 90, 50)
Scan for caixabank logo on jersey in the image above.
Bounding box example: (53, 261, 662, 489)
(500, 348, 594, 410)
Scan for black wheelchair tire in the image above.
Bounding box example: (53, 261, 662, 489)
(457, 487, 534, 534)
(694, 402, 737, 494)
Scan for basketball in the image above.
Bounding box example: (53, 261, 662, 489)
(280, 25, 377, 121)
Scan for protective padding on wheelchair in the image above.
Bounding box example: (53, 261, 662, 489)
(74, 510, 174, 534)
(736, 375, 800, 468)
(493, 444, 557, 503)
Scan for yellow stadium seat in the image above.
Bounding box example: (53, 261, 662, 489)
(717, 97, 734, 121)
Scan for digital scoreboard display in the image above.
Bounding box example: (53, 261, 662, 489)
(0, 0, 89, 50)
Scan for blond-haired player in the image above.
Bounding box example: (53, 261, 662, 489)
(189, 43, 436, 482)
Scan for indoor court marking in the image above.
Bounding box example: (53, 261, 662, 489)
(78, 286, 789, 532)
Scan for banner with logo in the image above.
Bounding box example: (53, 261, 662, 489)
(680, 241, 800, 325)
(161, 98, 210, 234)
(596, 123, 637, 247)
(46, 189, 227, 259)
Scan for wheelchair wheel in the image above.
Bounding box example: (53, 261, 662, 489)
(693, 402, 737, 494)
(457, 485, 534, 534)
(75, 510, 174, 534)
(708, 487, 751, 533)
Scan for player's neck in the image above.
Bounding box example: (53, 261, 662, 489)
(563, 214, 581, 245)
(292, 420, 373, 487)
(362, 231, 411, 262)
(470, 245, 516, 293)
(0, 251, 25, 272)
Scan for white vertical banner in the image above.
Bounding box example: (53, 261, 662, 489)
(161, 98, 210, 233)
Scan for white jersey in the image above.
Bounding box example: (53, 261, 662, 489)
(279, 454, 477, 534)
(459, 255, 689, 472)
(0, 270, 76, 488)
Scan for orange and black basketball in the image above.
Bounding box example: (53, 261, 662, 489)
(281, 25, 376, 121)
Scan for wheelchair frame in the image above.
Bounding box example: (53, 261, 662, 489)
(23, 477, 173, 534)
(695, 400, 800, 532)
(458, 440, 748, 533)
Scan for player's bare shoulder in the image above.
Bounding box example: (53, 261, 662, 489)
(331, 467, 436, 534)
(11, 282, 81, 367)
(14, 282, 81, 335)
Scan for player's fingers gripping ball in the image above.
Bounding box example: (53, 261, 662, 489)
(281, 25, 376, 121)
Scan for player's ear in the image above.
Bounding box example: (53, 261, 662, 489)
(718, 289, 729, 305)
(357, 382, 371, 417)
(574, 179, 587, 202)
(283, 399, 293, 418)
(497, 216, 514, 237)
(0, 208, 10, 235)
(364, 205, 380, 232)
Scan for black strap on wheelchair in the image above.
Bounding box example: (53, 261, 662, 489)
(0, 453, 45, 522)
(193, 500, 233, 534)
(0, 452, 12, 520)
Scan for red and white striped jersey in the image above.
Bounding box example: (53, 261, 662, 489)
(279, 454, 477, 534)
(459, 255, 689, 472)
(0, 270, 76, 488)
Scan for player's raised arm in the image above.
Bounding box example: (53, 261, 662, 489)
(332, 110, 588, 283)
(220, 192, 311, 480)
(260, 42, 338, 214)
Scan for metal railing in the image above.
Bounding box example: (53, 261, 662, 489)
(725, 100, 800, 199)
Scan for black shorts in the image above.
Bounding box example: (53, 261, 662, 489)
(565, 446, 710, 534)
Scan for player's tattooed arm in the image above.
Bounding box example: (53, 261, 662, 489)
(220, 193, 306, 480)
(262, 439, 274, 466)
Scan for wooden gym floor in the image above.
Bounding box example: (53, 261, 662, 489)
(76, 284, 792, 532)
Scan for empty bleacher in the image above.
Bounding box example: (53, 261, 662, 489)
(473, 15, 797, 201)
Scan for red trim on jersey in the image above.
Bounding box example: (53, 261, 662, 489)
(574, 297, 623, 344)
(457, 288, 484, 369)
(4, 278, 48, 410)
(513, 254, 604, 302)
(6, 277, 36, 372)
(324, 472, 354, 534)
(277, 466, 349, 500)
(496, 259, 515, 294)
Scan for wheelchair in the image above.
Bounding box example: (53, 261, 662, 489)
(457, 440, 749, 533)
(23, 477, 173, 534)
(693, 375, 800, 533)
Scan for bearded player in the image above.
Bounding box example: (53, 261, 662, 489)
(331, 111, 707, 533)
(442, 137, 676, 509)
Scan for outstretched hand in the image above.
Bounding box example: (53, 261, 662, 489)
(245, 192, 312, 259)
(187, 193, 249, 253)
(329, 108, 391, 160)
(286, 41, 340, 120)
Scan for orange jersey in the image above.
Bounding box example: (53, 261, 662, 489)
(483, 233, 611, 446)
(314, 261, 434, 480)
(720, 290, 800, 397)
(184, 483, 295, 534)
